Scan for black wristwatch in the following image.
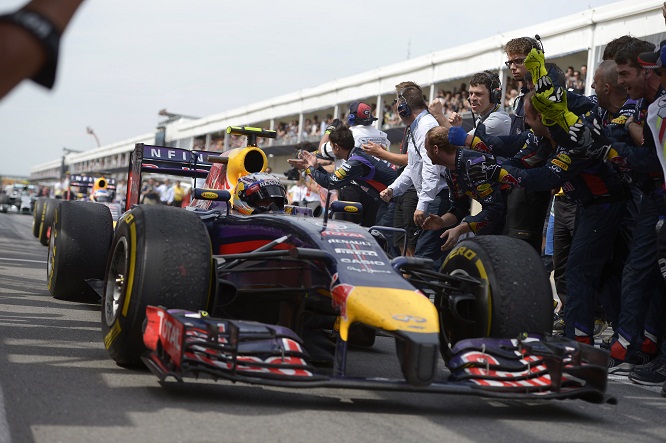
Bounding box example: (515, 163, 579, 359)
(0, 8, 61, 88)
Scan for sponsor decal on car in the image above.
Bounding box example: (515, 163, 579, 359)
(321, 231, 365, 238)
(327, 239, 372, 246)
(340, 258, 385, 265)
(346, 266, 392, 274)
(334, 248, 378, 256)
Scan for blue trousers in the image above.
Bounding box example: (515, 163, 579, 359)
(610, 192, 666, 361)
(414, 190, 452, 270)
(564, 200, 626, 344)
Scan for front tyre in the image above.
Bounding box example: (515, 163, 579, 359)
(436, 235, 552, 350)
(101, 205, 213, 367)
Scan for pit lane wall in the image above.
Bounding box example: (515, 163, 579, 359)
(30, 0, 666, 183)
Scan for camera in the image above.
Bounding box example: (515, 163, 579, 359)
(284, 167, 300, 181)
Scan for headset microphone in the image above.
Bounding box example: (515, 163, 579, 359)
(397, 89, 412, 118)
(534, 34, 545, 53)
(483, 70, 502, 104)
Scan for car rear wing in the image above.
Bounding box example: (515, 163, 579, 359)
(125, 143, 217, 211)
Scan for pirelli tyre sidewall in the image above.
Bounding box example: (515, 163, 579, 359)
(38, 198, 58, 246)
(32, 197, 47, 238)
(102, 205, 213, 367)
(438, 235, 552, 346)
(47, 201, 113, 302)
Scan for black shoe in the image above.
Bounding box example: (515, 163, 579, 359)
(608, 356, 634, 375)
(629, 358, 666, 386)
(553, 312, 564, 333)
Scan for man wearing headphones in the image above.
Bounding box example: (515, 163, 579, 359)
(347, 101, 391, 151)
(440, 71, 512, 145)
(379, 81, 450, 268)
(497, 38, 555, 253)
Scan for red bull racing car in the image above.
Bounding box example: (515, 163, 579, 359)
(46, 126, 613, 403)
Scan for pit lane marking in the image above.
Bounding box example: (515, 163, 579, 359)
(0, 257, 47, 264)
(0, 382, 9, 443)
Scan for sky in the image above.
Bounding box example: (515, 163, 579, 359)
(0, 0, 623, 177)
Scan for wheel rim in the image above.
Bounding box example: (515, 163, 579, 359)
(104, 237, 128, 327)
(438, 267, 491, 344)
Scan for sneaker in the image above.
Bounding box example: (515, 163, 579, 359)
(629, 359, 666, 386)
(608, 356, 634, 375)
(553, 313, 565, 333)
(633, 350, 654, 367)
(593, 319, 608, 337)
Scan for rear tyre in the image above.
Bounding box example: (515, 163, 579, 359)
(47, 201, 113, 302)
(32, 197, 47, 238)
(436, 235, 552, 355)
(38, 198, 58, 246)
(101, 205, 213, 367)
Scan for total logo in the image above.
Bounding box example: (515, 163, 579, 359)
(313, 220, 347, 230)
(321, 231, 365, 238)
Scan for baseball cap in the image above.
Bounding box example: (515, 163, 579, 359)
(637, 40, 666, 69)
(349, 101, 377, 123)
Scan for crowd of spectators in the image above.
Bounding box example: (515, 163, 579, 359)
(193, 83, 479, 152)
(425, 84, 473, 123)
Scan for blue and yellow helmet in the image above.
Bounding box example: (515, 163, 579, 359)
(232, 172, 287, 215)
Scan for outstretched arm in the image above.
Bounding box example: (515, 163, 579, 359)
(0, 0, 85, 98)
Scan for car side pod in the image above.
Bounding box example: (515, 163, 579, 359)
(335, 286, 440, 386)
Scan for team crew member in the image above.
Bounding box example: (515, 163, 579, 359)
(347, 101, 391, 151)
(288, 125, 396, 227)
(436, 71, 512, 144)
(466, 84, 629, 347)
(421, 126, 506, 250)
(498, 37, 566, 252)
(380, 81, 449, 268)
(592, 39, 666, 374)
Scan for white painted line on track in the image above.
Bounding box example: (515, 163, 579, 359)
(0, 382, 10, 443)
(0, 257, 46, 264)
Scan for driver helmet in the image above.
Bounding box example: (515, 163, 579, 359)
(91, 189, 110, 202)
(232, 172, 287, 215)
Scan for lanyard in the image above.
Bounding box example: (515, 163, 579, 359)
(405, 110, 428, 159)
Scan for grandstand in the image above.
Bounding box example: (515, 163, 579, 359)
(29, 0, 665, 184)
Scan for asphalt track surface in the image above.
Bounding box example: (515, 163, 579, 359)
(1, 210, 665, 443)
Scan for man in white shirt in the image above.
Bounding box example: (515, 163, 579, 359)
(347, 101, 391, 151)
(380, 81, 450, 268)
